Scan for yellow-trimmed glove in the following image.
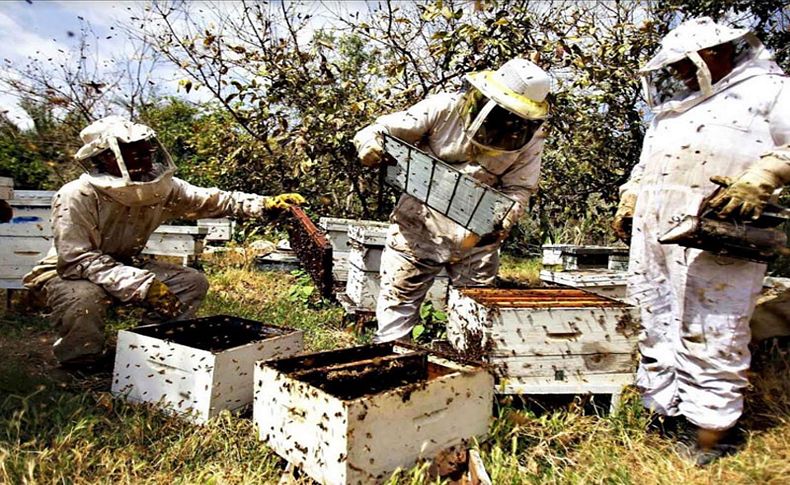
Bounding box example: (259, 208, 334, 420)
(261, 193, 306, 213)
(145, 279, 184, 320)
(613, 191, 637, 243)
(708, 171, 779, 220)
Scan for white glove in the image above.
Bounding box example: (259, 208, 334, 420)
(354, 126, 386, 167)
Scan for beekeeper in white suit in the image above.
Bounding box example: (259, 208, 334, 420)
(23, 116, 305, 367)
(613, 17, 789, 464)
(353, 58, 550, 343)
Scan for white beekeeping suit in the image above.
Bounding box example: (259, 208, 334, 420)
(24, 116, 304, 365)
(353, 59, 550, 342)
(620, 17, 789, 437)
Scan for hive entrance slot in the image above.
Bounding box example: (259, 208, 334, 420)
(132, 315, 288, 352)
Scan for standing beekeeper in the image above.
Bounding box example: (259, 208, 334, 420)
(353, 58, 550, 343)
(23, 116, 305, 367)
(613, 18, 788, 464)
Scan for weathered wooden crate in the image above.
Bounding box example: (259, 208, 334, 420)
(446, 288, 639, 407)
(539, 269, 629, 302)
(382, 134, 516, 236)
(254, 343, 493, 485)
(541, 245, 629, 272)
(112, 315, 303, 423)
(0, 177, 13, 200)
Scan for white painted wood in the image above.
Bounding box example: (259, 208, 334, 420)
(346, 262, 449, 311)
(497, 374, 635, 395)
(197, 218, 234, 242)
(446, 287, 640, 399)
(539, 269, 628, 301)
(541, 245, 628, 271)
(347, 221, 390, 247)
(489, 353, 636, 378)
(347, 241, 382, 272)
(254, 352, 493, 485)
(318, 217, 358, 253)
(113, 321, 303, 424)
(9, 190, 55, 207)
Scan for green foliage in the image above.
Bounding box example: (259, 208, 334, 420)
(412, 301, 448, 342)
(0, 100, 82, 189)
(286, 269, 316, 304)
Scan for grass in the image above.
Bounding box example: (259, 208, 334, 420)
(1, 256, 789, 484)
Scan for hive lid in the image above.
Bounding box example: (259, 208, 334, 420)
(458, 287, 627, 308)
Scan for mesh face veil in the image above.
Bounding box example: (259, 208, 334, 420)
(75, 117, 177, 206)
(462, 87, 545, 152)
(639, 17, 763, 114)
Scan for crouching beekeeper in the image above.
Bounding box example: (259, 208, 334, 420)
(353, 58, 550, 343)
(613, 18, 788, 464)
(23, 116, 305, 367)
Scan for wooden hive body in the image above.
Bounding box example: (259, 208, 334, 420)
(254, 343, 493, 485)
(112, 315, 303, 423)
(344, 223, 449, 311)
(446, 288, 640, 396)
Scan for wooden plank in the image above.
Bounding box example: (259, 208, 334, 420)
(347, 242, 383, 272)
(9, 190, 55, 207)
(197, 218, 233, 241)
(497, 373, 634, 395)
(490, 353, 636, 378)
(347, 221, 389, 246)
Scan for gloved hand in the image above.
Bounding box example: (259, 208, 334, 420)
(358, 134, 385, 167)
(460, 229, 507, 251)
(261, 193, 306, 213)
(708, 170, 780, 220)
(145, 279, 184, 320)
(612, 191, 637, 243)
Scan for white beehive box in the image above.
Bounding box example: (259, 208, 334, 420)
(112, 315, 303, 423)
(197, 218, 234, 242)
(446, 288, 639, 403)
(254, 343, 493, 485)
(344, 222, 449, 311)
(540, 269, 629, 302)
(0, 222, 52, 289)
(541, 244, 629, 272)
(319, 218, 389, 283)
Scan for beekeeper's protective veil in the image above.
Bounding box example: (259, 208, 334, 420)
(75, 116, 177, 206)
(640, 17, 763, 114)
(463, 58, 550, 152)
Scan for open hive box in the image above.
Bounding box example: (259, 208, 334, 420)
(446, 288, 640, 402)
(254, 343, 493, 485)
(112, 315, 303, 423)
